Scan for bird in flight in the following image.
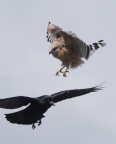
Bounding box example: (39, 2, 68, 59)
(47, 22, 106, 77)
(0, 84, 103, 129)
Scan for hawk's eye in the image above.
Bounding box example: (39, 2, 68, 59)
(52, 47, 57, 51)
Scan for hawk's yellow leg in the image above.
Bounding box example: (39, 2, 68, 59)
(63, 67, 69, 77)
(56, 66, 65, 76)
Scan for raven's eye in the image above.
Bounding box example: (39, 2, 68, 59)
(49, 98, 52, 101)
(47, 98, 50, 102)
(48, 97, 52, 102)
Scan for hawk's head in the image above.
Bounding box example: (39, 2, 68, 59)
(49, 41, 62, 58)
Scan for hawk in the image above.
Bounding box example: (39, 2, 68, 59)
(0, 84, 103, 129)
(47, 22, 106, 77)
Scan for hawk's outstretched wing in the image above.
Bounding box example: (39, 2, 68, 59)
(46, 22, 88, 58)
(47, 22, 62, 43)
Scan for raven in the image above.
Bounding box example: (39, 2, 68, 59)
(0, 84, 103, 129)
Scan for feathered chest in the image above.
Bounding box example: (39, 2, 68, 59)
(57, 46, 79, 61)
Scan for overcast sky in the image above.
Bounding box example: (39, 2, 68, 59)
(0, 0, 115, 144)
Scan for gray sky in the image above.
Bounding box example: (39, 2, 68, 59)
(0, 0, 115, 144)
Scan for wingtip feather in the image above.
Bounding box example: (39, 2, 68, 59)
(48, 21, 51, 25)
(93, 81, 108, 91)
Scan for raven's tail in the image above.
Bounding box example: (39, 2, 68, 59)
(86, 40, 106, 60)
(5, 108, 45, 126)
(5, 109, 32, 125)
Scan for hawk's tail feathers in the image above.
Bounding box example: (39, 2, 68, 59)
(86, 40, 106, 60)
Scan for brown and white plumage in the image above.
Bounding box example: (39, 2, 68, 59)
(47, 22, 106, 76)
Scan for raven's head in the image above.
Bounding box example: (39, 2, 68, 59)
(46, 96, 55, 106)
(40, 96, 55, 107)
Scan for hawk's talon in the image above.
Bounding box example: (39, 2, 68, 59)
(56, 69, 63, 76)
(56, 73, 60, 76)
(63, 74, 67, 77)
(56, 72, 60, 76)
(63, 70, 69, 77)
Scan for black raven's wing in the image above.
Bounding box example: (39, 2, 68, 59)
(51, 84, 104, 103)
(0, 96, 35, 109)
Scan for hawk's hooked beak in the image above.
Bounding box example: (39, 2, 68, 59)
(49, 50, 52, 54)
(49, 51, 52, 54)
(49, 101, 55, 106)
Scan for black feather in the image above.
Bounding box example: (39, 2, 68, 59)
(51, 83, 105, 103)
(0, 83, 105, 129)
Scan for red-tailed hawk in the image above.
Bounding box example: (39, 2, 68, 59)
(47, 22, 106, 77)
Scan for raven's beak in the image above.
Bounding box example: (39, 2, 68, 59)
(49, 101, 55, 106)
